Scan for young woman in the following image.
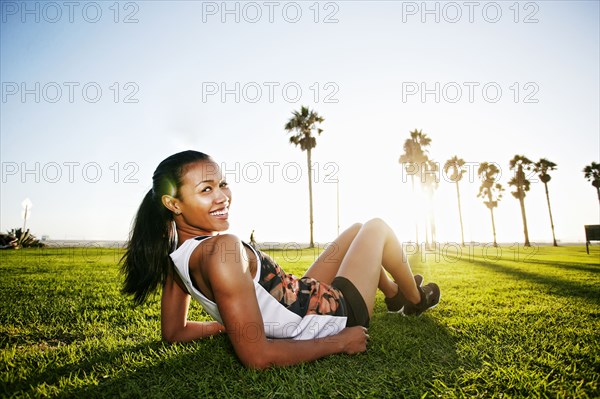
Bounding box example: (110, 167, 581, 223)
(121, 150, 440, 369)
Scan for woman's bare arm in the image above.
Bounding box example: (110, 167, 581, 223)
(205, 235, 368, 369)
(161, 273, 224, 343)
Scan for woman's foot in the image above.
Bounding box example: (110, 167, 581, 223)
(402, 283, 441, 316)
(384, 274, 424, 313)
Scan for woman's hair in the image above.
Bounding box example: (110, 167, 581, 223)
(121, 150, 211, 304)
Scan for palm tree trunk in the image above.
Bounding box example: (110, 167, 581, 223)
(411, 175, 419, 245)
(425, 216, 430, 248)
(429, 193, 436, 245)
(518, 191, 531, 247)
(488, 191, 497, 247)
(544, 182, 557, 246)
(490, 207, 498, 247)
(597, 186, 600, 205)
(431, 207, 436, 245)
(307, 148, 314, 248)
(455, 181, 465, 246)
(424, 188, 430, 248)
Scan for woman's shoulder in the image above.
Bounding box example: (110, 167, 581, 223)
(172, 234, 257, 269)
(181, 234, 252, 263)
(175, 235, 211, 248)
(188, 234, 244, 251)
(191, 235, 261, 281)
(170, 236, 217, 272)
(172, 234, 227, 256)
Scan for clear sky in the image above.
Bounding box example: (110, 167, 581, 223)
(1, 0, 599, 246)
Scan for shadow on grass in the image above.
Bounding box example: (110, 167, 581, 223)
(53, 337, 242, 399)
(9, 317, 464, 398)
(469, 259, 600, 305)
(355, 311, 466, 396)
(4, 340, 167, 397)
(524, 260, 600, 275)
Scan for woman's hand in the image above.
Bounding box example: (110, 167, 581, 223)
(337, 326, 369, 355)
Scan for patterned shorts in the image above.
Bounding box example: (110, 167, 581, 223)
(257, 251, 347, 318)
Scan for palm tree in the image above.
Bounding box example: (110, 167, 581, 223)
(508, 155, 533, 247)
(399, 129, 431, 244)
(478, 162, 504, 247)
(444, 156, 466, 246)
(533, 158, 558, 246)
(284, 106, 324, 248)
(583, 162, 600, 205)
(422, 159, 439, 248)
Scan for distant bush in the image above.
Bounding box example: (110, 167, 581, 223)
(0, 228, 45, 249)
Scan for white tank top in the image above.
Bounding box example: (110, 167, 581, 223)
(169, 236, 347, 340)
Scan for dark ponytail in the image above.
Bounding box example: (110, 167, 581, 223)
(121, 150, 211, 304)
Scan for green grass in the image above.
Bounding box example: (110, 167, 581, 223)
(1, 244, 599, 398)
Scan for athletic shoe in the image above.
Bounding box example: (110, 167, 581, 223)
(384, 274, 424, 313)
(402, 282, 441, 316)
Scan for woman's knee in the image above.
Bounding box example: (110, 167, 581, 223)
(349, 222, 363, 234)
(362, 218, 389, 232)
(359, 218, 393, 240)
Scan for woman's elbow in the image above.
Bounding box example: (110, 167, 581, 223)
(236, 346, 273, 369)
(161, 328, 180, 344)
(240, 355, 272, 370)
(162, 333, 177, 344)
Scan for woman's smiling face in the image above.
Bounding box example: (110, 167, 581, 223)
(172, 160, 231, 236)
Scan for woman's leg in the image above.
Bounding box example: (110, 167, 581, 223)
(334, 218, 422, 316)
(378, 268, 400, 299)
(303, 223, 362, 283)
(304, 221, 417, 302)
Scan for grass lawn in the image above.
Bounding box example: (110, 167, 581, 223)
(1, 244, 599, 398)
